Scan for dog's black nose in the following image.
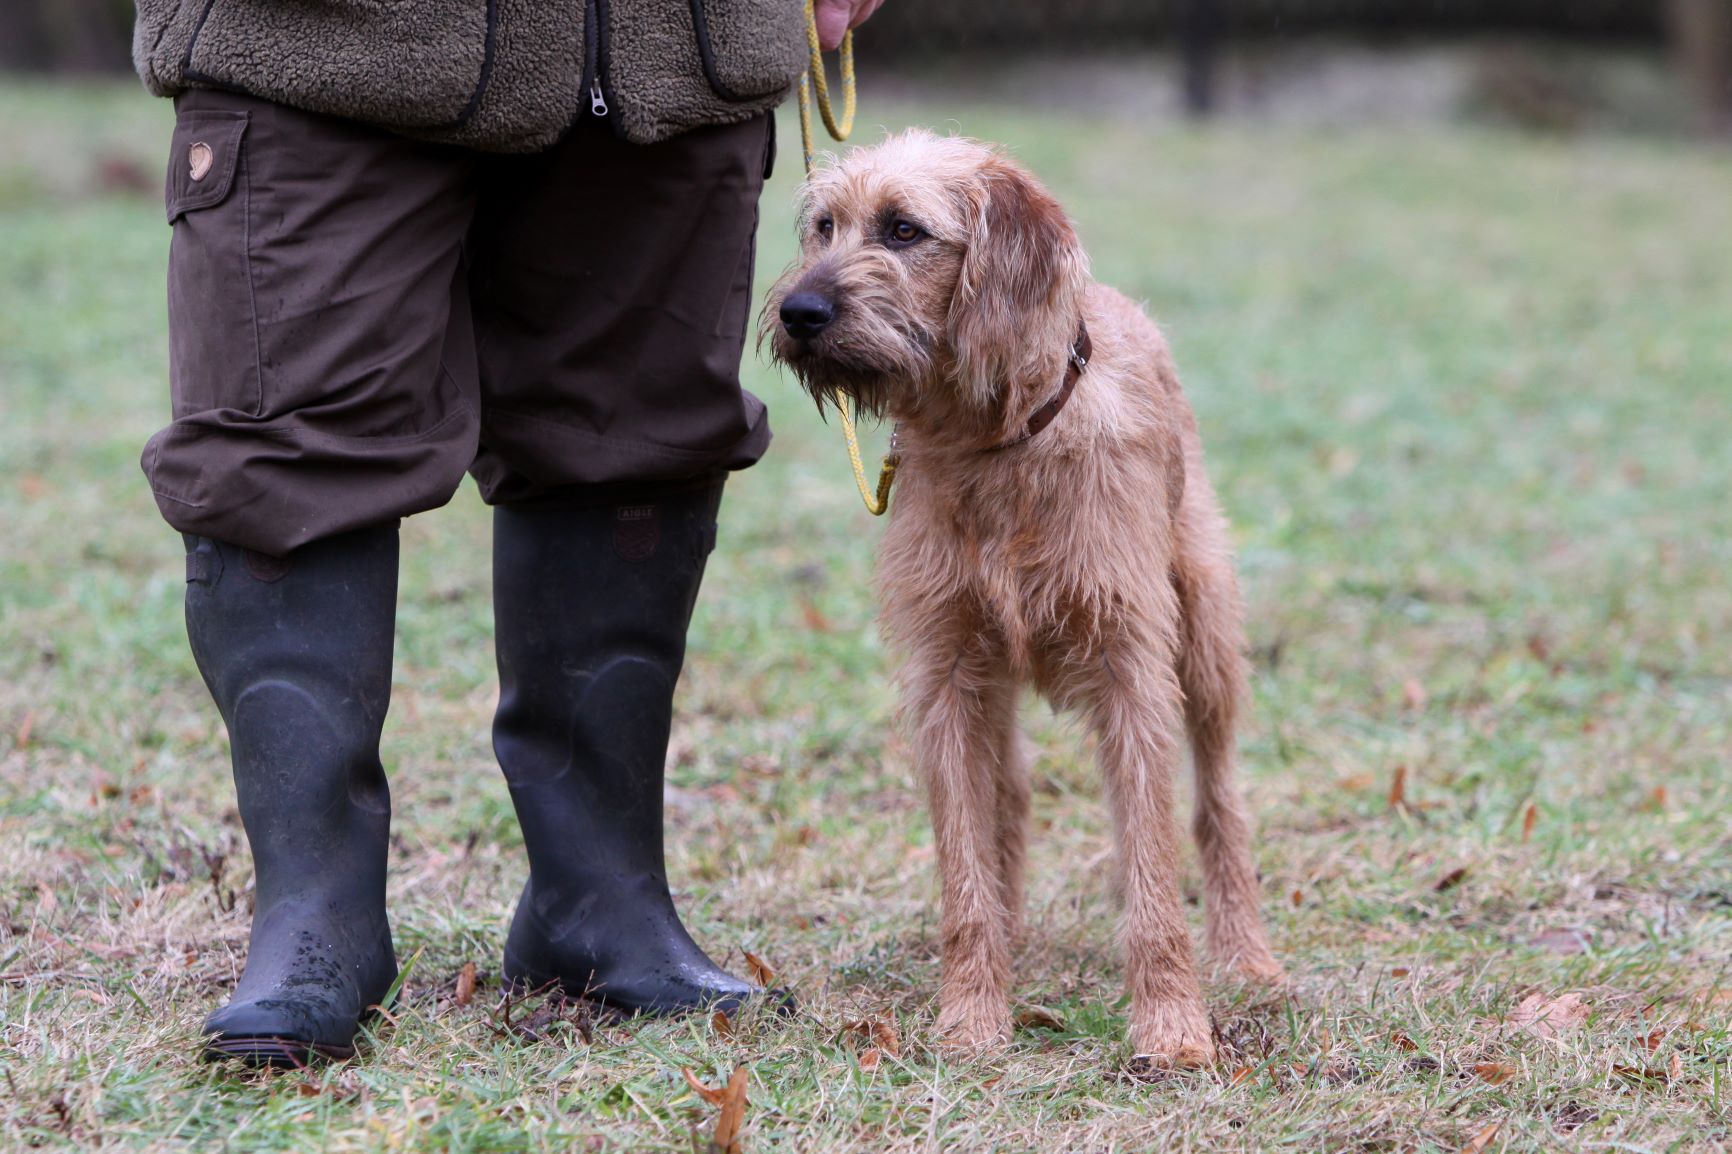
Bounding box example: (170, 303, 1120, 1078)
(780, 292, 835, 341)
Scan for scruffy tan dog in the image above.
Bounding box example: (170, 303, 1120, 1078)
(764, 130, 1282, 1066)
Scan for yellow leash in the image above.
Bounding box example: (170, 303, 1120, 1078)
(797, 1, 897, 516)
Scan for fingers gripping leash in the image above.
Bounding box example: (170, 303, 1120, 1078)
(799, 0, 899, 516)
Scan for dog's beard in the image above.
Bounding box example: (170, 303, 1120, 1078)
(772, 323, 931, 422)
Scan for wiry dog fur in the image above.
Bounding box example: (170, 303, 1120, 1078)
(763, 130, 1283, 1065)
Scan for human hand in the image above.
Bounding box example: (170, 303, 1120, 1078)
(813, 0, 885, 51)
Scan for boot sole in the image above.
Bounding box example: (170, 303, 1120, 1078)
(203, 1035, 357, 1068)
(502, 953, 795, 1020)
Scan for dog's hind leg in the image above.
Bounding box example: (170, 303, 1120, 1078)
(1173, 464, 1284, 984)
(902, 626, 1018, 1052)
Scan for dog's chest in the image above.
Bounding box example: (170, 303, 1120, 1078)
(913, 487, 1101, 636)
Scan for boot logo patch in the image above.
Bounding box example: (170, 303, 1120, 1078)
(613, 505, 660, 562)
(242, 549, 293, 583)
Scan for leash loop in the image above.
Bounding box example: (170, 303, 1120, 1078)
(798, 1, 895, 516)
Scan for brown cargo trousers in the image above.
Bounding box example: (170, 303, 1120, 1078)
(144, 90, 776, 557)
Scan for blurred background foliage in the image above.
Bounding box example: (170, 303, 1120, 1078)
(3, 0, 1726, 138)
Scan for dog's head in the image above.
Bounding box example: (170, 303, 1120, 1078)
(763, 131, 1088, 430)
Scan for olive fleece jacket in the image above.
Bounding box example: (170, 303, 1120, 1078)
(132, 0, 807, 151)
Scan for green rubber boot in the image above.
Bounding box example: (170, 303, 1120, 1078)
(491, 479, 780, 1017)
(186, 527, 399, 1065)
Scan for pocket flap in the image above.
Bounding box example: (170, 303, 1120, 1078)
(166, 110, 249, 223)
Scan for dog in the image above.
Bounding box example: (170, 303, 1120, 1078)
(764, 130, 1283, 1066)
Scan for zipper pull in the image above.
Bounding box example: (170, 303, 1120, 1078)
(589, 80, 609, 117)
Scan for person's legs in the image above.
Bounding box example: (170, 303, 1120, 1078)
(148, 90, 481, 1062)
(468, 114, 778, 1014)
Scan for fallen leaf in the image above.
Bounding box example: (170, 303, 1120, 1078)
(1013, 1006, 1065, 1032)
(1473, 1061, 1518, 1085)
(743, 950, 776, 987)
(1508, 991, 1588, 1039)
(1460, 1121, 1501, 1154)
(454, 962, 476, 1007)
(682, 1068, 730, 1107)
(294, 1073, 361, 1101)
(1289, 888, 1303, 908)
(1387, 765, 1408, 811)
(1520, 802, 1537, 843)
(711, 1010, 734, 1039)
(1530, 928, 1590, 955)
(1435, 867, 1469, 893)
(1337, 773, 1375, 791)
(1391, 967, 1412, 979)
(739, 754, 779, 777)
(797, 596, 831, 634)
(1641, 1027, 1667, 1053)
(710, 1065, 749, 1154)
(1391, 1031, 1418, 1052)
(844, 1017, 901, 1057)
(1229, 1066, 1254, 1085)
(858, 1047, 882, 1071)
(1402, 679, 1428, 710)
(15, 711, 34, 750)
(1612, 1053, 1682, 1084)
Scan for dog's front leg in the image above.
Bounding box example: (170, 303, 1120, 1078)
(1085, 645, 1216, 1068)
(903, 641, 1017, 1053)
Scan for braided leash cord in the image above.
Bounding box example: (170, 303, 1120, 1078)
(797, 1, 897, 516)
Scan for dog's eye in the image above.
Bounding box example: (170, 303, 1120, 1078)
(887, 220, 925, 248)
(815, 217, 834, 241)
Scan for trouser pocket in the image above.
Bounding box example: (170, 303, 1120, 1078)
(165, 108, 260, 418)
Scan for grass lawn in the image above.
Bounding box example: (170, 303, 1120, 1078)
(1, 78, 1729, 1152)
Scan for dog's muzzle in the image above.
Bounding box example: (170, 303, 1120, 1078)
(779, 292, 835, 342)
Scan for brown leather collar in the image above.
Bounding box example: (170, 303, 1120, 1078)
(987, 320, 1091, 452)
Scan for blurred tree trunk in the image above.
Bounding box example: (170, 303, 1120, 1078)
(0, 3, 53, 71)
(1178, 0, 1222, 117)
(0, 0, 132, 73)
(1670, 0, 1732, 136)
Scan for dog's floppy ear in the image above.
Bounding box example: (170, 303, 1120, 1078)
(946, 154, 1088, 405)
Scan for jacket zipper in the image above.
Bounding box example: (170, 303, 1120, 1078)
(584, 0, 610, 117)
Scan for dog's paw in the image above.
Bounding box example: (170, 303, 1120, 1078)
(936, 998, 1012, 1055)
(1129, 1001, 1215, 1069)
(1125, 1046, 1214, 1079)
